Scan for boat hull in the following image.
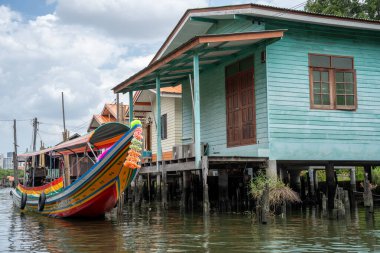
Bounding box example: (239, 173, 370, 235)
(11, 125, 140, 218)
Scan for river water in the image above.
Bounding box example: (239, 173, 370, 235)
(1, 188, 379, 252)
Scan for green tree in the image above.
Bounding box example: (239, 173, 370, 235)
(305, 0, 380, 20)
(366, 0, 380, 20)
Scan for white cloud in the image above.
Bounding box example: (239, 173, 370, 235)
(0, 0, 304, 154)
(0, 5, 22, 30)
(55, 0, 208, 41)
(0, 5, 153, 153)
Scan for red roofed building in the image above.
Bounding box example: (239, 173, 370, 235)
(87, 103, 128, 132)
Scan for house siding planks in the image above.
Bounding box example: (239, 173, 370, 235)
(266, 20, 380, 161)
(207, 20, 265, 35)
(174, 97, 183, 146)
(151, 95, 182, 159)
(182, 45, 269, 157)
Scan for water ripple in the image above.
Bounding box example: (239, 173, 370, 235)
(1, 188, 380, 252)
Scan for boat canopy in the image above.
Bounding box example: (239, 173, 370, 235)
(18, 123, 130, 157)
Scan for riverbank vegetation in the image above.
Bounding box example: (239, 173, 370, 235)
(0, 169, 24, 179)
(310, 167, 380, 185)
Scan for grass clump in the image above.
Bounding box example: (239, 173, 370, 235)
(250, 171, 301, 208)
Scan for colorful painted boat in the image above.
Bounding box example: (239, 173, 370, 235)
(11, 122, 143, 218)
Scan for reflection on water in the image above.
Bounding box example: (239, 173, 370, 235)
(1, 188, 380, 252)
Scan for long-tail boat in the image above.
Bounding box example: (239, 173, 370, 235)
(10, 121, 143, 218)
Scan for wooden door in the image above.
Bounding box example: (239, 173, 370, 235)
(226, 68, 256, 147)
(146, 124, 151, 151)
(226, 74, 241, 147)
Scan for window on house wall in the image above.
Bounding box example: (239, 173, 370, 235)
(161, 114, 167, 140)
(309, 54, 357, 110)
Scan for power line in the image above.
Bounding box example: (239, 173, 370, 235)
(272, 1, 308, 17)
(0, 119, 32, 122)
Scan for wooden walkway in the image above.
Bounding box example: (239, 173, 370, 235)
(140, 156, 268, 174)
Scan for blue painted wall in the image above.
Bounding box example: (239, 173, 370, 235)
(266, 20, 380, 161)
(182, 19, 269, 157)
(181, 17, 380, 161)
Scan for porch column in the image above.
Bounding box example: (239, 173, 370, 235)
(155, 76, 162, 163)
(129, 91, 134, 123)
(156, 76, 164, 204)
(193, 53, 201, 169)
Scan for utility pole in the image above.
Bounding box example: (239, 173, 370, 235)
(31, 117, 38, 170)
(61, 92, 70, 186)
(13, 119, 18, 187)
(61, 92, 67, 141)
(116, 93, 120, 123)
(32, 117, 38, 152)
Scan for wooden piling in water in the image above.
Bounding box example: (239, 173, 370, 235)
(322, 193, 327, 213)
(181, 171, 191, 210)
(261, 183, 269, 224)
(162, 163, 168, 209)
(133, 174, 141, 207)
(325, 163, 336, 211)
(363, 173, 374, 215)
(300, 176, 306, 200)
(218, 169, 229, 212)
(156, 173, 161, 200)
(202, 156, 210, 214)
(334, 186, 345, 218)
(308, 168, 315, 201)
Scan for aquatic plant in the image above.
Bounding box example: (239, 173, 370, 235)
(250, 171, 301, 208)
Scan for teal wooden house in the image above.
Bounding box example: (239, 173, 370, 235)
(113, 4, 380, 212)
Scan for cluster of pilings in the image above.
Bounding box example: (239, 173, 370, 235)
(279, 163, 376, 219)
(124, 159, 377, 218)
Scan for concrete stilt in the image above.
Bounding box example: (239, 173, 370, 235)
(162, 163, 167, 209)
(202, 156, 210, 214)
(289, 170, 301, 193)
(218, 169, 229, 212)
(134, 174, 141, 206)
(300, 175, 306, 200)
(313, 169, 320, 203)
(181, 171, 190, 210)
(364, 165, 372, 182)
(325, 163, 336, 211)
(308, 168, 315, 199)
(279, 167, 287, 183)
(156, 173, 161, 201)
(363, 173, 374, 215)
(266, 160, 277, 179)
(313, 169, 319, 191)
(350, 168, 357, 192)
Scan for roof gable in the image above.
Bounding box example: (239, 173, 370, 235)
(151, 3, 380, 63)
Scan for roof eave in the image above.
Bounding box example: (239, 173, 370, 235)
(112, 30, 285, 93)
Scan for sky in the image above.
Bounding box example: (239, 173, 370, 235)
(0, 0, 305, 156)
